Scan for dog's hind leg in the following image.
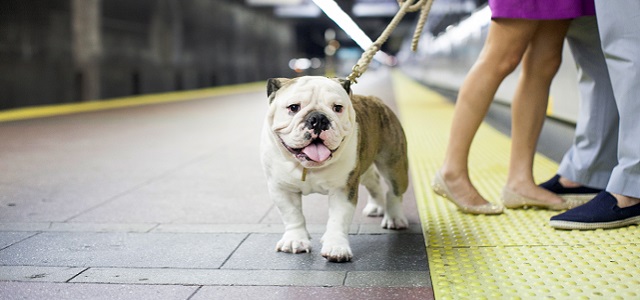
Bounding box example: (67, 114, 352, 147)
(375, 160, 409, 230)
(361, 165, 385, 217)
(381, 189, 409, 229)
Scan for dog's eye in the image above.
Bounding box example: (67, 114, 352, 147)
(333, 105, 343, 113)
(288, 104, 300, 113)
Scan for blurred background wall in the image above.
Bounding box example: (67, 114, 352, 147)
(0, 0, 297, 110)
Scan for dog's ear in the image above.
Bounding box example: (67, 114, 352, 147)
(267, 78, 290, 103)
(338, 79, 352, 95)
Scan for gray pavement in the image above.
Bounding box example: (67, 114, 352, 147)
(0, 69, 432, 299)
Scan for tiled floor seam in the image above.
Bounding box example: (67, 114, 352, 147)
(72, 268, 347, 286)
(0, 223, 423, 234)
(61, 149, 221, 223)
(65, 267, 91, 283)
(0, 266, 430, 287)
(185, 286, 204, 300)
(0, 266, 87, 283)
(219, 233, 251, 269)
(0, 232, 40, 251)
(144, 223, 162, 233)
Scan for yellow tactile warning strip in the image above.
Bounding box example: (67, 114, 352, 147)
(392, 71, 640, 299)
(0, 82, 264, 122)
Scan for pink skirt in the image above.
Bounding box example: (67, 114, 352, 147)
(489, 0, 595, 19)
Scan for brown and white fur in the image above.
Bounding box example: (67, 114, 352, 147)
(260, 76, 408, 262)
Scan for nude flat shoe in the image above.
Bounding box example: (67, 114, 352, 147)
(501, 187, 585, 211)
(431, 171, 504, 215)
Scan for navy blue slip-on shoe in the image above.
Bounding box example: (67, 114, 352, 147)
(540, 174, 601, 202)
(549, 191, 640, 230)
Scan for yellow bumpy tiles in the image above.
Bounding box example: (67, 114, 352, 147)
(392, 71, 639, 299)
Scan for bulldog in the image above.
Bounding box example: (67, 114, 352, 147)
(260, 76, 409, 262)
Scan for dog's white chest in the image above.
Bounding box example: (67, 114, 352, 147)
(296, 164, 353, 195)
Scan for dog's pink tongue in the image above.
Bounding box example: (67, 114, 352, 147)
(302, 143, 331, 162)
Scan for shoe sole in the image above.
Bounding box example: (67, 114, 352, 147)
(504, 202, 564, 210)
(502, 188, 585, 211)
(558, 193, 597, 203)
(549, 215, 640, 230)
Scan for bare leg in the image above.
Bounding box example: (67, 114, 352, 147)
(439, 18, 539, 207)
(506, 19, 571, 204)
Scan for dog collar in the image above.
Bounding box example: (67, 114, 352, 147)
(301, 168, 308, 181)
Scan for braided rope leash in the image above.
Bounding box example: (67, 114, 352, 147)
(346, 0, 435, 84)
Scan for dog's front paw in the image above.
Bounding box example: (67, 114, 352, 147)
(320, 235, 352, 262)
(276, 231, 311, 254)
(381, 214, 409, 230)
(362, 202, 384, 217)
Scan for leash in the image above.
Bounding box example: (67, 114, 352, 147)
(301, 0, 434, 181)
(346, 0, 435, 84)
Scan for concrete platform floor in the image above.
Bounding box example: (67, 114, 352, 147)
(0, 69, 433, 299)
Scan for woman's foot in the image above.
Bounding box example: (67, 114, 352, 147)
(431, 169, 503, 215)
(503, 178, 586, 210)
(505, 179, 565, 206)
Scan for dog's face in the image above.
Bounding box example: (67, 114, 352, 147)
(266, 76, 356, 168)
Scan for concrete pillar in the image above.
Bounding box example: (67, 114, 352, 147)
(71, 0, 102, 101)
(149, 0, 183, 91)
(150, 0, 182, 66)
(212, 3, 234, 85)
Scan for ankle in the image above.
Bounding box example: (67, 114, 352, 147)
(558, 176, 581, 188)
(439, 167, 468, 182)
(612, 193, 640, 208)
(506, 177, 532, 187)
(505, 175, 538, 191)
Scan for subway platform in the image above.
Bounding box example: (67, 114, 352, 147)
(0, 69, 431, 299)
(1, 68, 639, 299)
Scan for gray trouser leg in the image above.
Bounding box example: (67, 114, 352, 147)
(558, 16, 617, 189)
(596, 0, 640, 198)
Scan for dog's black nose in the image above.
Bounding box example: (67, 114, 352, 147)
(305, 112, 331, 134)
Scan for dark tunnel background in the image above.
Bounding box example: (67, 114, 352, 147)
(0, 0, 484, 110)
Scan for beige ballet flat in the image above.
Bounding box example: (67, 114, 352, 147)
(501, 187, 585, 210)
(431, 171, 504, 215)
